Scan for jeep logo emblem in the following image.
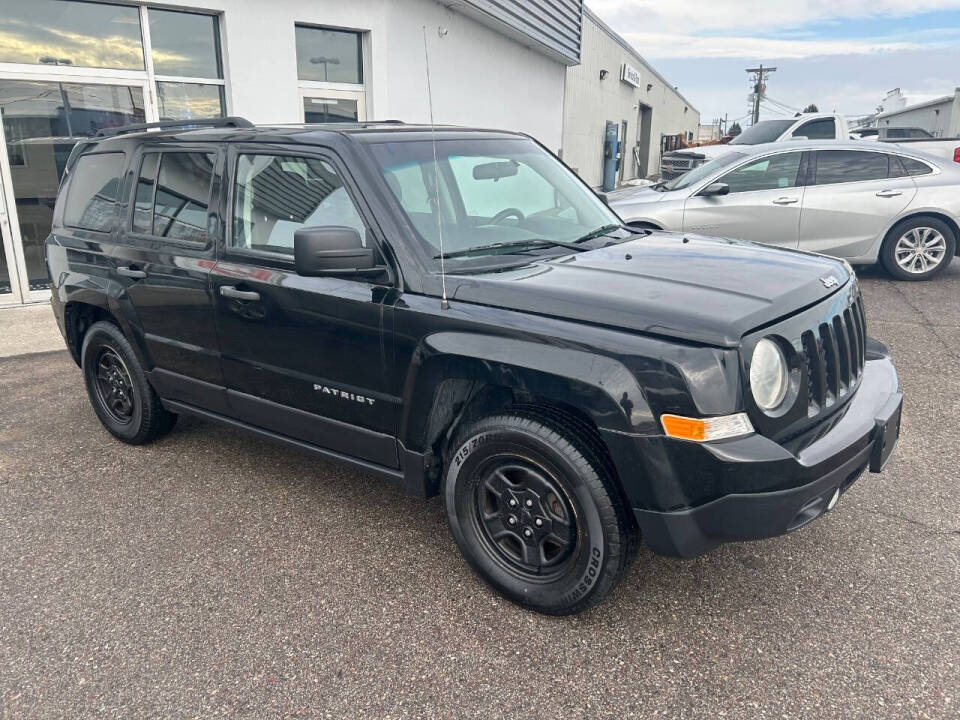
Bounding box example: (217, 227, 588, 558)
(820, 275, 840, 288)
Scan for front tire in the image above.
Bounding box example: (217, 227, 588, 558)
(81, 321, 176, 444)
(444, 411, 634, 615)
(879, 216, 955, 280)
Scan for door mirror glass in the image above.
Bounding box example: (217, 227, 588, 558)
(294, 226, 377, 276)
(697, 182, 729, 197)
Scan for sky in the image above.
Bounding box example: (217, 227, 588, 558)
(586, 0, 960, 127)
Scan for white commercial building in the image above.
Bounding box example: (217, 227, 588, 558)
(561, 7, 699, 187)
(872, 88, 960, 138)
(0, 0, 582, 305)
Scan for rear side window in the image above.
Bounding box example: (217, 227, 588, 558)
(900, 157, 933, 176)
(131, 151, 216, 243)
(63, 153, 124, 232)
(814, 150, 888, 185)
(793, 118, 835, 140)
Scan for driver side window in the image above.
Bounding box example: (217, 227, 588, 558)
(448, 155, 558, 220)
(717, 152, 803, 194)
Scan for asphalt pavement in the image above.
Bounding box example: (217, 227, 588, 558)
(1, 263, 958, 719)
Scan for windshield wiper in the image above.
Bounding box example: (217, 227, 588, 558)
(574, 223, 623, 244)
(433, 238, 588, 260)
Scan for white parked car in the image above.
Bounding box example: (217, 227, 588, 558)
(611, 141, 959, 280)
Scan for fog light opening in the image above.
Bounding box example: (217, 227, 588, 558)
(827, 488, 840, 511)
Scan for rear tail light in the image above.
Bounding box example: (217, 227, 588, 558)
(953, 147, 960, 164)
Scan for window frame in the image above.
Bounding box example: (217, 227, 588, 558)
(294, 23, 364, 85)
(713, 150, 805, 195)
(62, 150, 127, 234)
(221, 144, 393, 283)
(145, 7, 228, 120)
(810, 149, 899, 187)
(793, 117, 836, 140)
(124, 145, 222, 250)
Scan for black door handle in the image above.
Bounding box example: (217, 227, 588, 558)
(117, 266, 147, 279)
(220, 285, 261, 301)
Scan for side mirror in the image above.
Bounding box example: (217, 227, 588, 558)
(294, 226, 380, 277)
(698, 182, 729, 197)
(595, 190, 609, 206)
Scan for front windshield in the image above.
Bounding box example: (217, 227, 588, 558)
(729, 120, 795, 145)
(369, 137, 621, 266)
(662, 151, 747, 191)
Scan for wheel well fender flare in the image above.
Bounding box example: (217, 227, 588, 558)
(60, 281, 151, 369)
(399, 331, 655, 453)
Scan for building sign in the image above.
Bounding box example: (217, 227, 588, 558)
(621, 63, 641, 88)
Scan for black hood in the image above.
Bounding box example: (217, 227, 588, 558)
(449, 233, 852, 347)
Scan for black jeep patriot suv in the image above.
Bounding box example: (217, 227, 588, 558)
(46, 118, 902, 615)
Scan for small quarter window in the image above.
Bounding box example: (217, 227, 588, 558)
(231, 154, 366, 255)
(63, 152, 124, 232)
(900, 157, 933, 177)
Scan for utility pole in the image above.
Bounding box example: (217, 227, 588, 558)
(746, 64, 776, 125)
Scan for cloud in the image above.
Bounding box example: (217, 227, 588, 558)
(587, 0, 960, 34)
(620, 32, 924, 59)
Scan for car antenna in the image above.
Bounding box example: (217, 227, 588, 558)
(423, 24, 449, 310)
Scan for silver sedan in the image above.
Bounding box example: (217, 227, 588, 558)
(609, 141, 959, 280)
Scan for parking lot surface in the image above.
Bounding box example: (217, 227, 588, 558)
(1, 264, 958, 719)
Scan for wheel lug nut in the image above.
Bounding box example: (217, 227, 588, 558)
(523, 528, 533, 538)
(508, 498, 517, 507)
(525, 499, 534, 508)
(534, 518, 543, 527)
(507, 515, 517, 525)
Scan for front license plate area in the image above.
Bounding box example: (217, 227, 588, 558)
(870, 393, 903, 473)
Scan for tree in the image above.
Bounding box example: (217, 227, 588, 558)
(728, 122, 742, 137)
(803, 103, 819, 113)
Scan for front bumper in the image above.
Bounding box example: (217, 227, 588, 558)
(630, 346, 901, 558)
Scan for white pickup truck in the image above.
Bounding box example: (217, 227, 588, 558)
(659, 113, 848, 179)
(659, 113, 960, 180)
(850, 125, 960, 165)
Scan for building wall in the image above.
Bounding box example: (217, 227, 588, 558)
(875, 89, 960, 137)
(157, 0, 567, 149)
(562, 10, 699, 186)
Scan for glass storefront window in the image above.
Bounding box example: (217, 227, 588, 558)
(149, 9, 223, 79)
(0, 0, 144, 71)
(0, 79, 145, 291)
(157, 82, 225, 121)
(303, 97, 359, 123)
(295, 26, 363, 84)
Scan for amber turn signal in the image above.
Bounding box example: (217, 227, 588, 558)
(660, 413, 754, 442)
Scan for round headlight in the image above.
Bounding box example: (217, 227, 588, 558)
(750, 338, 788, 411)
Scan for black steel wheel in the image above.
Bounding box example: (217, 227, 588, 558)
(473, 458, 579, 579)
(444, 410, 635, 615)
(92, 347, 135, 424)
(81, 320, 177, 444)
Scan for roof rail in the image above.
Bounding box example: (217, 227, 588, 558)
(95, 116, 254, 138)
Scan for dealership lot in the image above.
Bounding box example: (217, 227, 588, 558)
(1, 264, 958, 719)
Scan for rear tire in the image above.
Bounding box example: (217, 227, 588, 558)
(879, 216, 955, 280)
(81, 321, 176, 444)
(443, 411, 634, 615)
